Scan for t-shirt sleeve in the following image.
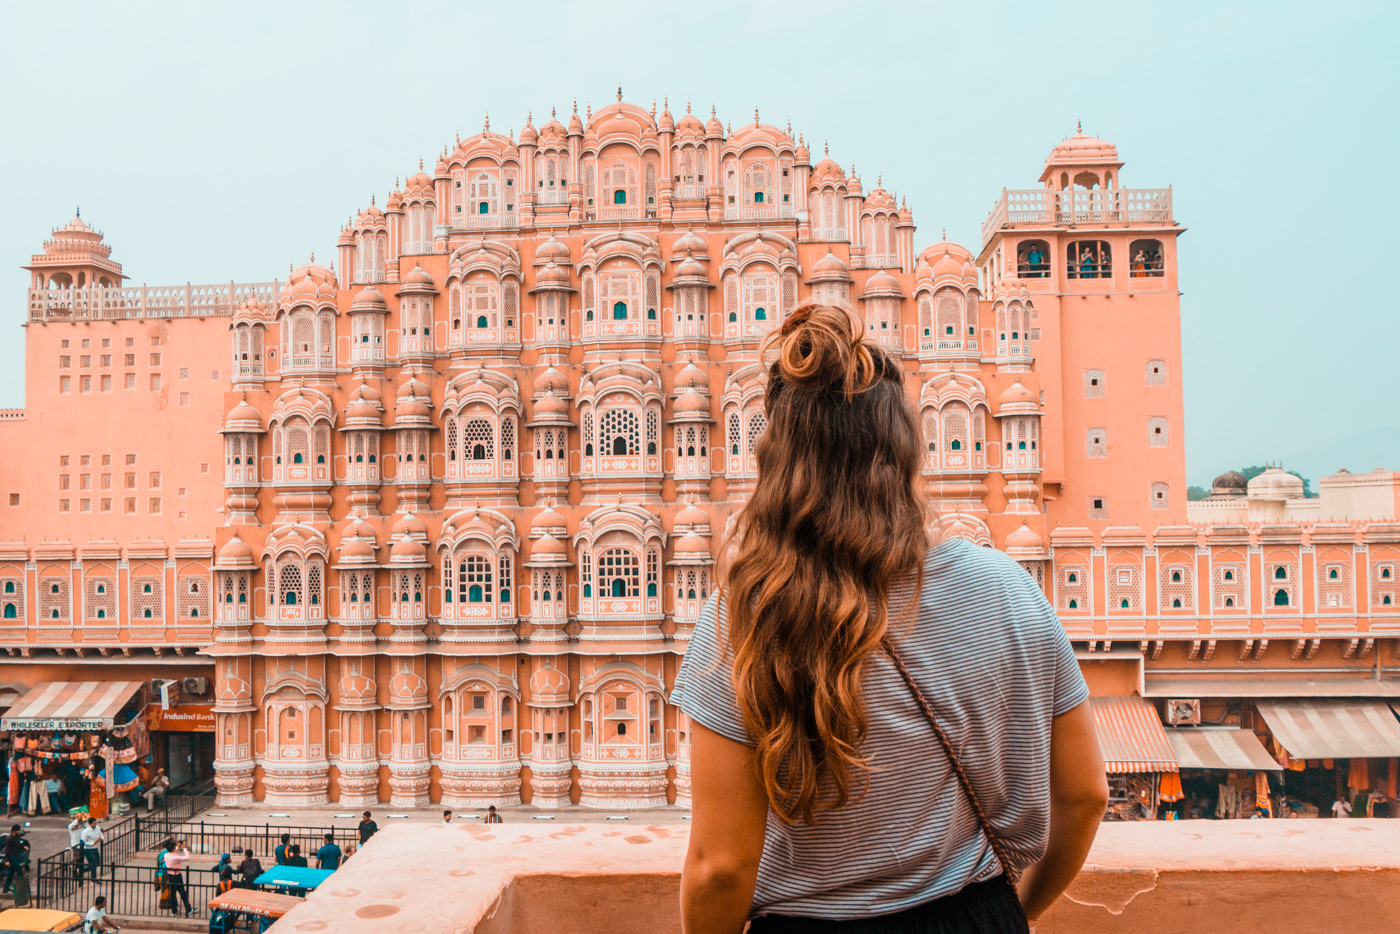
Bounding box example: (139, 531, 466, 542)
(1042, 596, 1089, 717)
(670, 594, 753, 746)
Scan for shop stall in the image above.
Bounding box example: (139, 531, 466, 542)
(1089, 696, 1179, 820)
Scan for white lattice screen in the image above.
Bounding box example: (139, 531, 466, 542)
(131, 575, 163, 620)
(39, 577, 70, 620)
(1058, 566, 1088, 611)
(1160, 565, 1193, 610)
(85, 576, 116, 620)
(1108, 565, 1141, 610)
(178, 576, 211, 619)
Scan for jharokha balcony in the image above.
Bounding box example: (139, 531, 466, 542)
(981, 187, 1175, 247)
(269, 820, 1399, 933)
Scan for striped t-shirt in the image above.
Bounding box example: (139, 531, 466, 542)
(671, 537, 1089, 919)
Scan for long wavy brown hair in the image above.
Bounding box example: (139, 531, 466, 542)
(721, 302, 929, 825)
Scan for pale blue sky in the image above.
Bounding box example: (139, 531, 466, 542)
(1, 1, 1395, 485)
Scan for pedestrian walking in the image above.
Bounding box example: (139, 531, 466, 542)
(68, 814, 85, 877)
(315, 833, 341, 870)
(357, 811, 378, 845)
(162, 839, 193, 916)
(79, 817, 105, 882)
(1, 824, 29, 898)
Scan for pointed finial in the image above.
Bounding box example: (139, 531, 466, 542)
(370, 194, 375, 206)
(572, 98, 577, 114)
(664, 96, 668, 109)
(75, 205, 81, 217)
(527, 110, 533, 123)
(902, 195, 907, 207)
(726, 121, 731, 134)
(824, 139, 829, 156)
(551, 105, 557, 118)
(586, 101, 592, 119)
(455, 132, 461, 146)
(754, 105, 760, 125)
(686, 99, 691, 114)
(850, 163, 856, 177)
(710, 104, 715, 117)
(309, 251, 315, 263)
(419, 156, 424, 170)
(394, 177, 400, 189)
(942, 227, 947, 240)
(1077, 119, 1082, 134)
(651, 99, 656, 117)
(484, 113, 490, 132)
(786, 118, 791, 135)
(617, 84, 623, 101)
(877, 174, 882, 187)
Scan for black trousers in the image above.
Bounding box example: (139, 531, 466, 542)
(748, 878, 1029, 934)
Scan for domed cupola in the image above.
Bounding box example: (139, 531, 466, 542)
(1210, 471, 1249, 498)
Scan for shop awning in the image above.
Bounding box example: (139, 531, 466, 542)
(1090, 696, 1178, 773)
(0, 681, 145, 731)
(1255, 699, 1400, 760)
(1165, 728, 1282, 771)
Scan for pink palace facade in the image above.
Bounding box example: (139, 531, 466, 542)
(3, 95, 1400, 810)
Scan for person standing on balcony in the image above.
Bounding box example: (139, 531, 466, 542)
(673, 304, 1108, 934)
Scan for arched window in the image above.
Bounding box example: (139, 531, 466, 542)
(754, 307, 766, 321)
(613, 301, 627, 321)
(1068, 599, 1078, 609)
(1275, 566, 1288, 580)
(1171, 571, 1182, 583)
(1225, 597, 1235, 607)
(478, 201, 489, 214)
(1224, 570, 1234, 581)
(598, 547, 640, 598)
(1068, 240, 1111, 280)
(459, 555, 492, 604)
(1274, 589, 1290, 606)
(754, 191, 765, 203)
(2, 605, 13, 619)
(613, 189, 627, 205)
(1329, 568, 1339, 579)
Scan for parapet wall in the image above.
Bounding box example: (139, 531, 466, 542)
(269, 819, 1400, 933)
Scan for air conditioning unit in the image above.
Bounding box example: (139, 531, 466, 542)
(182, 676, 210, 696)
(1166, 698, 1201, 726)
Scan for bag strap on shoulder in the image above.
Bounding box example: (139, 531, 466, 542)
(880, 636, 1018, 883)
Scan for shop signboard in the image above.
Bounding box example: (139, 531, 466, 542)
(147, 704, 215, 732)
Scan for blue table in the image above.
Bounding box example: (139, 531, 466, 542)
(254, 865, 335, 892)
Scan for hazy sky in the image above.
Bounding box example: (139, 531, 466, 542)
(2, 1, 1395, 485)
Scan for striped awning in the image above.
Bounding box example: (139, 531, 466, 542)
(1166, 728, 1282, 771)
(0, 681, 145, 731)
(1255, 700, 1400, 760)
(1090, 696, 1178, 773)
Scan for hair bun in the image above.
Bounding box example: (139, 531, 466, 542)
(772, 303, 877, 398)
